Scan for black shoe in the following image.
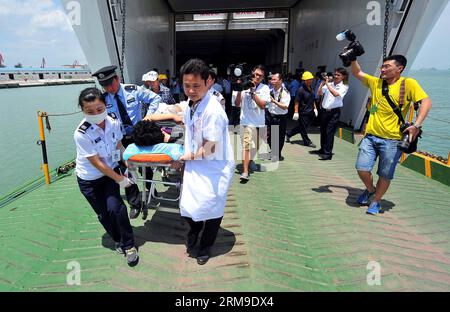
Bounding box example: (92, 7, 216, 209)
(309, 150, 324, 155)
(186, 231, 199, 251)
(306, 143, 317, 148)
(115, 242, 125, 255)
(129, 207, 141, 220)
(319, 154, 333, 161)
(285, 135, 291, 143)
(197, 247, 211, 265)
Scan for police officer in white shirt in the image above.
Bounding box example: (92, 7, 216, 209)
(266, 73, 291, 161)
(92, 66, 162, 220)
(174, 59, 235, 265)
(235, 65, 270, 182)
(314, 68, 349, 160)
(74, 88, 139, 267)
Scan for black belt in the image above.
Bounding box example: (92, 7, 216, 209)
(323, 107, 341, 112)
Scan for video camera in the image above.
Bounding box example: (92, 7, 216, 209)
(337, 30, 365, 67)
(229, 63, 255, 92)
(321, 72, 334, 82)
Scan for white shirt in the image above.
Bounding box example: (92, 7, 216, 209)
(321, 82, 349, 110)
(180, 92, 235, 222)
(209, 89, 226, 110)
(268, 86, 291, 115)
(240, 83, 271, 128)
(74, 116, 123, 181)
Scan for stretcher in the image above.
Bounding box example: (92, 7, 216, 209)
(125, 144, 184, 217)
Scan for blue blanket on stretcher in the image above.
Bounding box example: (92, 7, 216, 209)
(123, 143, 185, 161)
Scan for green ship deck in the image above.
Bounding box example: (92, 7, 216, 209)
(1, 133, 450, 292)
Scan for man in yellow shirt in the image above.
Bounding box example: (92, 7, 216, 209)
(351, 55, 432, 215)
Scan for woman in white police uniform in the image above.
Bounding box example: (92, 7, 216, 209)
(177, 59, 235, 265)
(74, 88, 139, 267)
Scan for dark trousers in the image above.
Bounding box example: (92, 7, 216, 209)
(266, 112, 287, 157)
(320, 108, 341, 156)
(287, 97, 296, 119)
(184, 217, 223, 250)
(287, 112, 314, 146)
(231, 107, 241, 127)
(225, 93, 232, 120)
(78, 168, 135, 250)
(121, 136, 154, 209)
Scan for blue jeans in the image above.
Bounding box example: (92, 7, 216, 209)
(355, 135, 403, 180)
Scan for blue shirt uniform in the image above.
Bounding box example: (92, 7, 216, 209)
(105, 84, 162, 136)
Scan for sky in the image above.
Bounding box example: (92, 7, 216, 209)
(0, 0, 86, 68)
(0, 0, 449, 69)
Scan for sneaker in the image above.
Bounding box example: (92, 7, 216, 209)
(240, 173, 250, 182)
(115, 242, 125, 255)
(125, 247, 139, 267)
(366, 202, 382, 215)
(357, 189, 376, 206)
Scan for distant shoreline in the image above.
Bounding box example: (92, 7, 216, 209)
(0, 78, 95, 89)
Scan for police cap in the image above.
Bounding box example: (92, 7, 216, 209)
(92, 65, 118, 86)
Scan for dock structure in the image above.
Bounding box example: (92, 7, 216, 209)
(1, 133, 450, 292)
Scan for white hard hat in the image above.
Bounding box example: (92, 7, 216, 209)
(142, 73, 150, 82)
(148, 71, 159, 82)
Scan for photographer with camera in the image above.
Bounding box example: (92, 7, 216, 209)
(351, 55, 432, 215)
(235, 65, 271, 182)
(313, 68, 349, 161)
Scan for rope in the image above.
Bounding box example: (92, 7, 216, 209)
(46, 111, 82, 117)
(40, 111, 82, 133)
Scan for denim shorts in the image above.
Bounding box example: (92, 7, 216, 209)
(355, 135, 403, 180)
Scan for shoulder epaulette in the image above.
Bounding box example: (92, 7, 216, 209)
(124, 84, 137, 92)
(78, 122, 92, 134)
(108, 112, 118, 120)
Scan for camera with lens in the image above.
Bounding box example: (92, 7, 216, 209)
(398, 123, 422, 153)
(321, 72, 334, 82)
(229, 63, 255, 92)
(337, 30, 366, 67)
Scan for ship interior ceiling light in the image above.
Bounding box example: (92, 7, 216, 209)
(166, 0, 300, 13)
(176, 18, 289, 32)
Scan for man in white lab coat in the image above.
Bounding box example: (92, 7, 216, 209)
(177, 59, 235, 265)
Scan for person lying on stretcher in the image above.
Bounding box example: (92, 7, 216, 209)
(123, 120, 185, 166)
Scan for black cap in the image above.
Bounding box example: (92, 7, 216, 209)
(92, 65, 118, 86)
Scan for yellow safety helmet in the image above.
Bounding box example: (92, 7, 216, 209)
(158, 74, 168, 80)
(302, 71, 314, 81)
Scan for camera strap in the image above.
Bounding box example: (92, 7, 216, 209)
(382, 79, 406, 125)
